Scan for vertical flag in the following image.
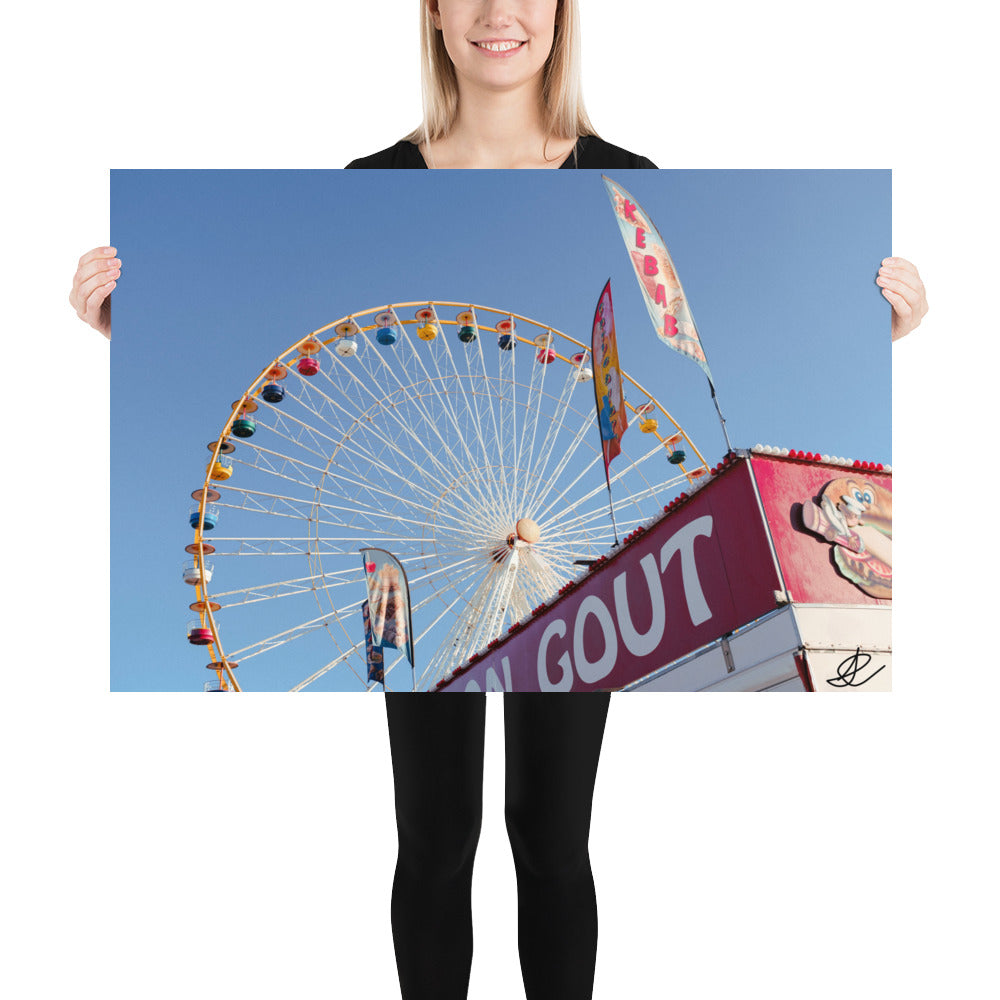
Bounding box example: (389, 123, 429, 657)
(361, 600, 385, 686)
(602, 174, 714, 386)
(591, 279, 628, 473)
(591, 280, 624, 547)
(360, 548, 415, 673)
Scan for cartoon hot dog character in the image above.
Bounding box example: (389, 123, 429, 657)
(800, 477, 892, 599)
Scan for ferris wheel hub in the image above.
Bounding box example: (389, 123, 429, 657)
(515, 517, 541, 544)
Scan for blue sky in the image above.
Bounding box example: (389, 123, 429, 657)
(111, 169, 889, 691)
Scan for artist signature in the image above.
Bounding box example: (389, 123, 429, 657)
(826, 648, 888, 688)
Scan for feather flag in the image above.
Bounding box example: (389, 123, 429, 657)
(361, 600, 385, 686)
(602, 175, 714, 386)
(591, 279, 628, 474)
(360, 548, 415, 671)
(590, 279, 625, 546)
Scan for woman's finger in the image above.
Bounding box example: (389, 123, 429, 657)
(880, 286, 909, 316)
(73, 256, 121, 296)
(876, 274, 920, 301)
(877, 256, 928, 342)
(880, 256, 921, 281)
(85, 278, 115, 316)
(878, 258, 927, 309)
(74, 262, 121, 310)
(83, 280, 115, 337)
(882, 286, 925, 341)
(77, 246, 117, 269)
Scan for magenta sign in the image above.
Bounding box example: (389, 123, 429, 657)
(439, 459, 782, 692)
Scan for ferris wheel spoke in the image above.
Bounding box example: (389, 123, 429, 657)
(240, 430, 434, 509)
(610, 437, 678, 484)
(518, 365, 582, 515)
(511, 337, 562, 512)
(479, 334, 516, 516)
(534, 428, 676, 531)
(228, 445, 331, 493)
(218, 489, 462, 547)
(207, 572, 326, 609)
(547, 443, 688, 526)
(534, 450, 606, 527)
(224, 611, 344, 662)
(415, 572, 499, 689)
(523, 407, 601, 520)
(505, 344, 524, 515)
(270, 379, 462, 511)
(250, 396, 456, 514)
(252, 396, 344, 463)
(412, 564, 492, 642)
(294, 556, 492, 693)
(541, 479, 682, 551)
(429, 322, 513, 515)
(217, 473, 483, 545)
(441, 331, 515, 517)
(543, 478, 664, 539)
(422, 546, 538, 685)
(410, 559, 490, 598)
(400, 326, 514, 517)
(284, 355, 490, 519)
(215, 484, 320, 521)
(289, 642, 369, 692)
(322, 335, 510, 521)
(198, 536, 320, 558)
(538, 528, 616, 554)
(410, 558, 486, 614)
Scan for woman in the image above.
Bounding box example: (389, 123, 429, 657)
(70, 4, 926, 998)
(347, 0, 653, 170)
(350, 9, 632, 999)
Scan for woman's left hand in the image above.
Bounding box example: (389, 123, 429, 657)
(877, 257, 928, 341)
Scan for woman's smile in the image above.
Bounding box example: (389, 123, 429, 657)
(430, 0, 559, 90)
(470, 37, 528, 57)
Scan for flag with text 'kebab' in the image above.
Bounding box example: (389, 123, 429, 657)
(591, 279, 628, 474)
(602, 175, 714, 387)
(360, 548, 415, 671)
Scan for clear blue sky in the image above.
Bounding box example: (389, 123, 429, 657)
(111, 169, 889, 692)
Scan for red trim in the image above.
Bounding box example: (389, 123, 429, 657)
(794, 651, 814, 692)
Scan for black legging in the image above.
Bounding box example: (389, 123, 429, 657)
(386, 692, 611, 1000)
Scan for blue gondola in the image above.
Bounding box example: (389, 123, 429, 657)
(261, 383, 285, 403)
(189, 503, 220, 530)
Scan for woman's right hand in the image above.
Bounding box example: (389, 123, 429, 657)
(69, 246, 120, 340)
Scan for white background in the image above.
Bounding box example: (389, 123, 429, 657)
(3, 3, 995, 998)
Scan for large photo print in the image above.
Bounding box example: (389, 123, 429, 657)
(111, 169, 890, 691)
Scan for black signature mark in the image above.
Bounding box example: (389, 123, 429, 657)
(826, 647, 888, 688)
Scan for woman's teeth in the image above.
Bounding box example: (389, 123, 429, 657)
(475, 40, 524, 52)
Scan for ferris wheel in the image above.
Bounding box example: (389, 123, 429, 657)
(184, 301, 709, 692)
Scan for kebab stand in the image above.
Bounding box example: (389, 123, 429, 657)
(437, 448, 892, 693)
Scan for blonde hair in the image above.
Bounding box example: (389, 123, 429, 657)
(403, 0, 598, 149)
